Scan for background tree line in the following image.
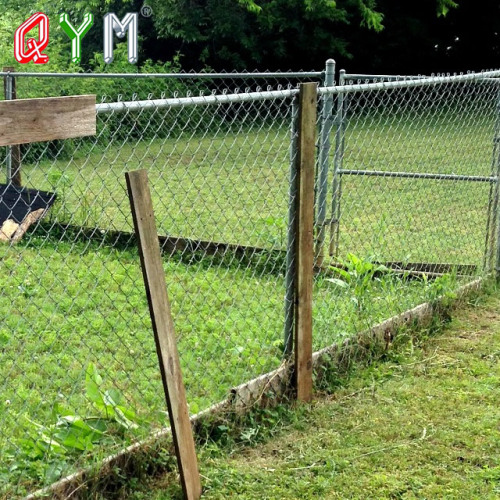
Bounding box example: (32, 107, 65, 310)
(1, 0, 498, 75)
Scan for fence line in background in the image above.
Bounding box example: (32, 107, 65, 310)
(0, 71, 323, 79)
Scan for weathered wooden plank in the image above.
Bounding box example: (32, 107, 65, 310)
(294, 83, 317, 402)
(125, 169, 202, 500)
(0, 208, 46, 243)
(0, 95, 96, 146)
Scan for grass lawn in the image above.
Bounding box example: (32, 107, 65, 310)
(131, 287, 500, 499)
(0, 236, 445, 497)
(20, 87, 497, 265)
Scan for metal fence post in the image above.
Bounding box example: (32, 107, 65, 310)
(314, 59, 336, 267)
(3, 69, 12, 184)
(3, 67, 21, 187)
(284, 96, 299, 357)
(329, 69, 346, 257)
(492, 87, 500, 278)
(484, 85, 500, 273)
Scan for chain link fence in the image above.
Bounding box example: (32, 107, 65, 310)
(1, 64, 499, 497)
(312, 70, 500, 351)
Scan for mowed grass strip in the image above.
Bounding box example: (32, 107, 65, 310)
(133, 289, 500, 499)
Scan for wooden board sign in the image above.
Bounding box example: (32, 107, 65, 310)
(0, 95, 96, 146)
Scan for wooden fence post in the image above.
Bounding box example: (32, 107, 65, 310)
(125, 169, 202, 500)
(294, 83, 317, 402)
(3, 67, 22, 187)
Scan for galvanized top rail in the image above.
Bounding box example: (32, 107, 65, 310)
(344, 73, 426, 81)
(321, 69, 500, 95)
(0, 71, 323, 79)
(344, 73, 500, 83)
(339, 169, 497, 183)
(96, 88, 299, 113)
(87, 68, 500, 114)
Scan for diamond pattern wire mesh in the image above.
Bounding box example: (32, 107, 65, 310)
(331, 77, 499, 264)
(0, 72, 316, 498)
(312, 73, 500, 353)
(1, 69, 499, 497)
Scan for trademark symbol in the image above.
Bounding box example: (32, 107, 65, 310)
(141, 5, 153, 18)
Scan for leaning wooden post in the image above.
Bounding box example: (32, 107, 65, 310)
(3, 67, 21, 187)
(294, 83, 317, 402)
(125, 169, 202, 500)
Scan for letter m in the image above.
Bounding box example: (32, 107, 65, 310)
(103, 13, 138, 64)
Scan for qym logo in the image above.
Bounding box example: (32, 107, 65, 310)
(15, 12, 49, 64)
(14, 12, 140, 65)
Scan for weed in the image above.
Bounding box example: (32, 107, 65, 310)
(327, 253, 390, 315)
(3, 364, 141, 489)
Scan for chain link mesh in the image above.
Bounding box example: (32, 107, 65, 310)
(0, 71, 316, 498)
(313, 72, 500, 353)
(1, 69, 499, 497)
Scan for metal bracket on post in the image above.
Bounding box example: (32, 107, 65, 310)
(3, 67, 21, 187)
(314, 59, 335, 267)
(3, 70, 13, 184)
(329, 69, 346, 257)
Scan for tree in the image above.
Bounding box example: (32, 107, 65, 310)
(147, 0, 460, 70)
(4, 0, 483, 75)
(342, 0, 498, 74)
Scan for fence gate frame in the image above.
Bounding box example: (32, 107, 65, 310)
(320, 70, 500, 277)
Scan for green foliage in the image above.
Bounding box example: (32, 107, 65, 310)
(424, 272, 458, 306)
(257, 216, 287, 247)
(21, 364, 140, 457)
(0, 0, 463, 75)
(437, 0, 459, 16)
(84, 363, 140, 430)
(328, 253, 390, 313)
(3, 364, 141, 489)
(358, 0, 384, 32)
(147, 0, 458, 68)
(237, 0, 263, 14)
